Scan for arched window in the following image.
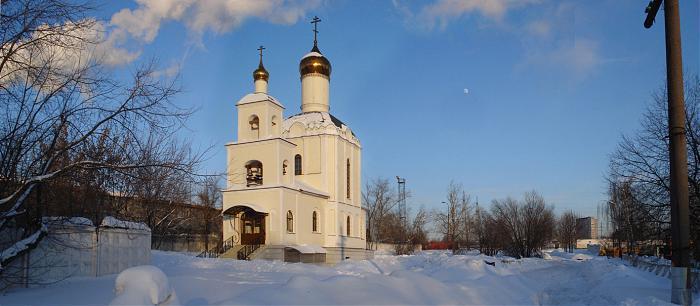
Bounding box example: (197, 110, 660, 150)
(346, 216, 351, 236)
(282, 160, 288, 175)
(312, 211, 318, 232)
(346, 159, 351, 199)
(249, 115, 259, 139)
(245, 160, 263, 186)
(294, 154, 302, 175)
(286, 210, 294, 233)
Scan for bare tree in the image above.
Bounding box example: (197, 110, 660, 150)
(0, 0, 201, 270)
(434, 181, 471, 253)
(608, 77, 700, 259)
(557, 210, 578, 253)
(195, 176, 222, 251)
(491, 197, 523, 257)
(409, 206, 429, 246)
(521, 191, 555, 257)
(392, 205, 429, 255)
(490, 191, 555, 258)
(363, 177, 397, 249)
(196, 176, 222, 209)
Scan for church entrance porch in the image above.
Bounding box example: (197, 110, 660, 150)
(222, 204, 268, 249)
(240, 211, 265, 245)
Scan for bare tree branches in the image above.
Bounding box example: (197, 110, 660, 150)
(0, 0, 203, 271)
(486, 191, 555, 258)
(434, 181, 471, 253)
(363, 177, 426, 253)
(607, 77, 700, 259)
(557, 210, 578, 253)
(363, 177, 397, 249)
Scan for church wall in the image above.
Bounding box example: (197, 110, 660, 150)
(323, 201, 365, 250)
(286, 135, 325, 193)
(236, 101, 283, 142)
(330, 134, 361, 208)
(277, 189, 326, 246)
(222, 187, 325, 246)
(226, 139, 294, 188)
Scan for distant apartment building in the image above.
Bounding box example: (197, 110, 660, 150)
(576, 217, 598, 239)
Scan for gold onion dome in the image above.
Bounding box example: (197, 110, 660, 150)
(299, 45, 331, 78)
(253, 61, 269, 81)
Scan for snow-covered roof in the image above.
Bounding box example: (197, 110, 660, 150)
(302, 51, 324, 59)
(286, 244, 327, 254)
(293, 180, 329, 197)
(222, 203, 269, 215)
(282, 112, 360, 146)
(223, 183, 329, 199)
(236, 92, 284, 108)
(42, 216, 94, 227)
(100, 216, 151, 231)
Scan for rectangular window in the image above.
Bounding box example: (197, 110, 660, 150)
(244, 220, 252, 234)
(346, 159, 350, 199)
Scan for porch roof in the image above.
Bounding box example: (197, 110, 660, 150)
(222, 203, 269, 215)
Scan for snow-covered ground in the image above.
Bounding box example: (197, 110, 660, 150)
(1, 249, 696, 305)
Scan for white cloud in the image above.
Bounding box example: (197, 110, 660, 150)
(521, 38, 601, 79)
(526, 20, 551, 38)
(153, 62, 182, 78)
(101, 0, 322, 65)
(0, 19, 137, 87)
(1, 0, 321, 86)
(412, 0, 541, 30)
(401, 1, 602, 80)
(563, 39, 600, 76)
(516, 2, 602, 79)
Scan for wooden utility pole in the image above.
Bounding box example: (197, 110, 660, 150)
(645, 0, 692, 304)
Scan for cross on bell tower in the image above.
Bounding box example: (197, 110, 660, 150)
(253, 45, 269, 93)
(257, 45, 266, 64)
(311, 16, 321, 47)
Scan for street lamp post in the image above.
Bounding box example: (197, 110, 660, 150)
(644, 0, 692, 304)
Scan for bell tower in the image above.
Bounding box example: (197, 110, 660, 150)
(236, 46, 283, 142)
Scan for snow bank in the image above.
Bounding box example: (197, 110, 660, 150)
(100, 216, 150, 231)
(109, 265, 179, 306)
(3, 251, 687, 305)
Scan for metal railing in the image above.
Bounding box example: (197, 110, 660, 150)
(237, 244, 261, 260)
(196, 235, 236, 258)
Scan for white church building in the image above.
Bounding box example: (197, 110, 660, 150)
(221, 21, 371, 263)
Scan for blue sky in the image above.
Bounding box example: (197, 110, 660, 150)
(96, 0, 699, 218)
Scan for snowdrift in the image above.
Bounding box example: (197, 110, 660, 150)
(109, 265, 179, 306)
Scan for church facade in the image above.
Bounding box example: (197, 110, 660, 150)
(221, 26, 370, 263)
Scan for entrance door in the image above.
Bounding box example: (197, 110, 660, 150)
(240, 212, 265, 245)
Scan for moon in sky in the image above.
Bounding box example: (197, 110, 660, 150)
(463, 88, 469, 94)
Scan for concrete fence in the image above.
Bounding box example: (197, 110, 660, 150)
(1, 217, 151, 290)
(622, 255, 700, 292)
